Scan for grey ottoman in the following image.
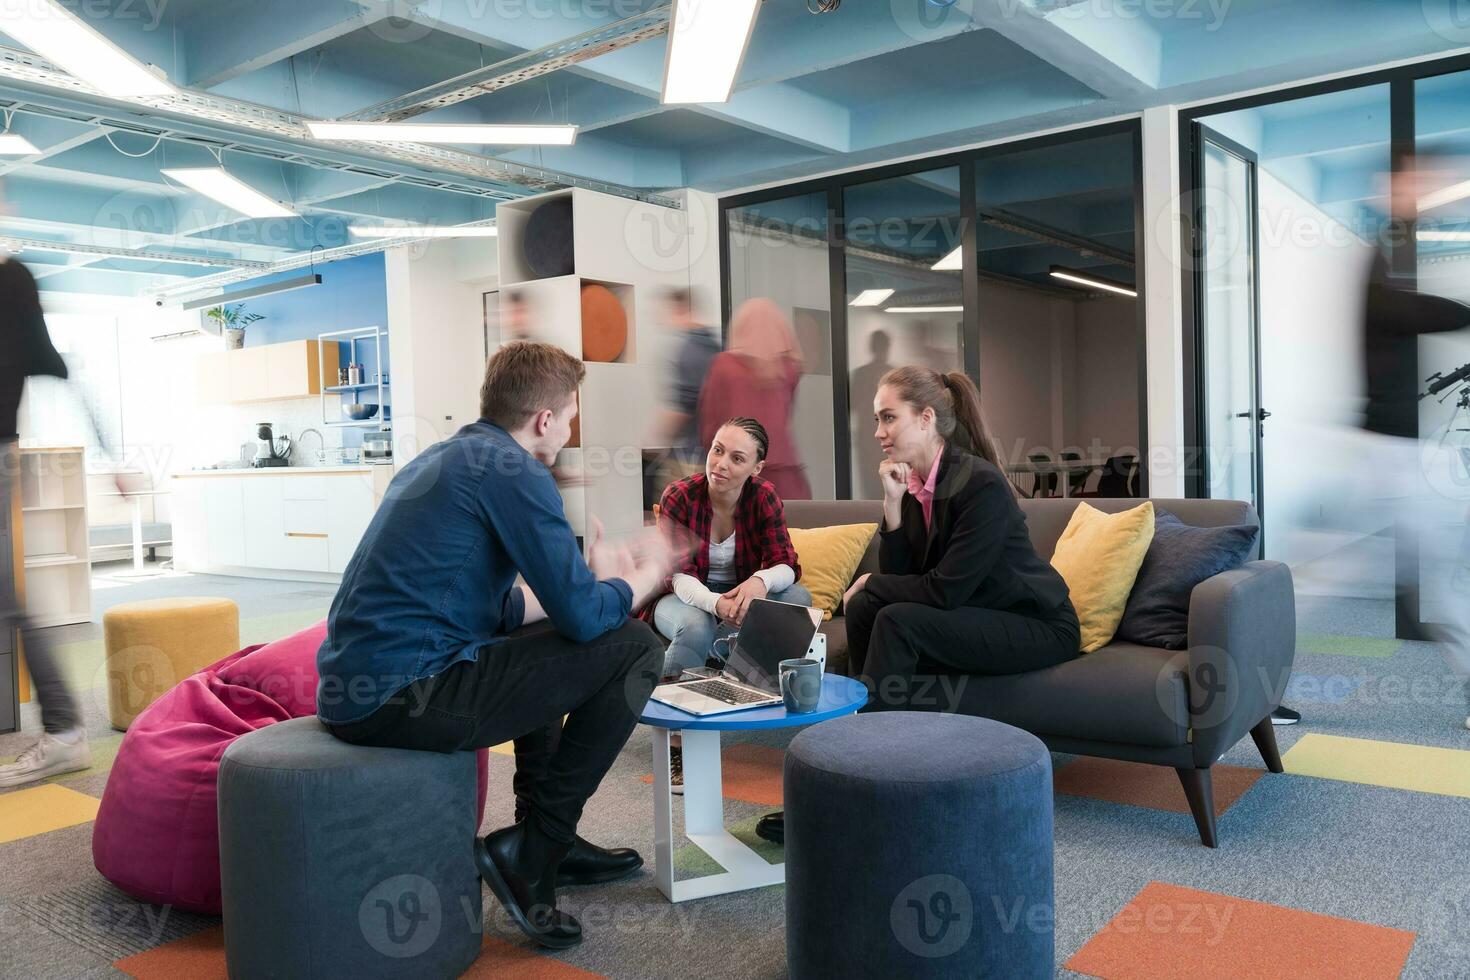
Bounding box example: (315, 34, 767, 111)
(218, 718, 483, 979)
(785, 712, 1054, 979)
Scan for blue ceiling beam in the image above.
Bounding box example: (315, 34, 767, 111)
(852, 65, 1097, 149)
(970, 0, 1162, 98)
(0, 115, 114, 178)
(182, 0, 413, 88)
(735, 2, 978, 87)
(1161, 0, 1460, 89)
(421, 1, 852, 153)
(499, 133, 683, 191)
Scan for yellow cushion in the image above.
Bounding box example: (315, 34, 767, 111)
(1049, 501, 1155, 653)
(789, 523, 879, 621)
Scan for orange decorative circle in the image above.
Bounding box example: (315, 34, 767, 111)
(580, 283, 628, 363)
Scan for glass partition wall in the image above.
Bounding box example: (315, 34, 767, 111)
(1183, 54, 1470, 639)
(722, 121, 1145, 500)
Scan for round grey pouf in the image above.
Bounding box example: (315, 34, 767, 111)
(218, 718, 483, 979)
(785, 712, 1054, 979)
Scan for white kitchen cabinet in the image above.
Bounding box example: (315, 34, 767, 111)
(326, 475, 376, 573)
(201, 478, 246, 567)
(169, 467, 387, 580)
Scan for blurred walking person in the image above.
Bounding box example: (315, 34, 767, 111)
(1356, 150, 1470, 731)
(697, 298, 811, 500)
(0, 256, 102, 785)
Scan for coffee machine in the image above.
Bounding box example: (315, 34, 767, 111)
(253, 423, 292, 468)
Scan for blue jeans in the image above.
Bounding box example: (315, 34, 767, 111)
(653, 583, 813, 678)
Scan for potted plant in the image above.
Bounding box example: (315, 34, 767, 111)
(204, 304, 265, 350)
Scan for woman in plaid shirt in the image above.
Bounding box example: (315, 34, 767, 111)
(652, 417, 812, 680)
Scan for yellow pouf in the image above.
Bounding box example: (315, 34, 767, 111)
(104, 597, 240, 731)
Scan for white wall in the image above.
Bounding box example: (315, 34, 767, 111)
(385, 238, 498, 469)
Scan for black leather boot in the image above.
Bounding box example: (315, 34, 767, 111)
(477, 822, 582, 949)
(556, 836, 644, 887)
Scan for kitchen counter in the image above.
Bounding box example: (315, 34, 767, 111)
(174, 465, 387, 476)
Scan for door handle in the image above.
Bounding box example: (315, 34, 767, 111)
(1258, 409, 1272, 420)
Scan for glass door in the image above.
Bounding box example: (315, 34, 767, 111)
(1196, 125, 1267, 533)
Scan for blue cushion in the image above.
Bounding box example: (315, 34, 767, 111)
(1115, 509, 1258, 650)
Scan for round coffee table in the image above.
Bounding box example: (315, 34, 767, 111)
(639, 674, 868, 902)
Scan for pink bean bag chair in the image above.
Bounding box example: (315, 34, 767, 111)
(92, 620, 490, 914)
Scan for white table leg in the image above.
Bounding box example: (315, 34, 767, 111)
(130, 495, 144, 571)
(652, 727, 785, 903)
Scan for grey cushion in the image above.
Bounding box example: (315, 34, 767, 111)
(948, 642, 1191, 748)
(785, 713, 1053, 979)
(218, 718, 483, 979)
(1115, 509, 1259, 650)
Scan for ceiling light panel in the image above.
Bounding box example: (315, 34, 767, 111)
(1, 0, 175, 96)
(662, 0, 761, 104)
(849, 288, 895, 307)
(161, 168, 296, 219)
(0, 133, 40, 154)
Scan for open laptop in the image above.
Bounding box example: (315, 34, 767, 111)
(650, 597, 823, 717)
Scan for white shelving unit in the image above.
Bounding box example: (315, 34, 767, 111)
(19, 447, 92, 629)
(495, 188, 688, 540)
(318, 325, 391, 432)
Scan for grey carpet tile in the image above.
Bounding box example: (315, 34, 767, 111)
(0, 910, 122, 980)
(11, 880, 218, 963)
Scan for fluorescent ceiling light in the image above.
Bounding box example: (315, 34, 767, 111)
(931, 246, 963, 272)
(181, 273, 322, 311)
(1, 0, 174, 96)
(1417, 229, 1470, 243)
(348, 224, 498, 239)
(161, 168, 296, 219)
(306, 122, 577, 146)
(0, 133, 40, 155)
(1048, 266, 1138, 298)
(886, 305, 964, 314)
(662, 0, 760, 104)
(849, 288, 894, 307)
(1419, 179, 1470, 213)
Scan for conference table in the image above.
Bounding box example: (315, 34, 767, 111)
(1002, 458, 1108, 498)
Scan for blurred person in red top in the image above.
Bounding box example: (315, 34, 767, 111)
(697, 298, 811, 499)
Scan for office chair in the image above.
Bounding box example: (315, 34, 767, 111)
(1028, 453, 1058, 498)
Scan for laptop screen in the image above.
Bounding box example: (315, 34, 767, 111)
(722, 599, 821, 694)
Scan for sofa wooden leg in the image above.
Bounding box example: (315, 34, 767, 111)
(1250, 716, 1285, 773)
(1175, 767, 1218, 848)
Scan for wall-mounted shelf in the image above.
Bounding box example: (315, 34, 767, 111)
(22, 505, 86, 513)
(324, 382, 390, 393)
(319, 325, 391, 447)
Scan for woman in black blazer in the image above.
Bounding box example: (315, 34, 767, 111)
(842, 366, 1080, 710)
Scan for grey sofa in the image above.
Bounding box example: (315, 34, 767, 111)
(782, 496, 1295, 848)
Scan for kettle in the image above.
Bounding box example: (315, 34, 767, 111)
(253, 422, 293, 468)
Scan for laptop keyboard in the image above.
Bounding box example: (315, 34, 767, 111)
(682, 679, 772, 706)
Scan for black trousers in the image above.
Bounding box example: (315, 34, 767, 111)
(846, 590, 1080, 712)
(327, 618, 663, 844)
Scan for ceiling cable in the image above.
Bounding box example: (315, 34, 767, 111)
(105, 131, 165, 157)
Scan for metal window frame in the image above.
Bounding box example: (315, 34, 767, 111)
(719, 118, 1147, 501)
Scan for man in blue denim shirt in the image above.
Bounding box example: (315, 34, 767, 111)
(319, 342, 670, 950)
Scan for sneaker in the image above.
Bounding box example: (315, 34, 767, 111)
(0, 730, 92, 788)
(669, 745, 684, 796)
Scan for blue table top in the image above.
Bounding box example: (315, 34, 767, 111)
(639, 674, 869, 731)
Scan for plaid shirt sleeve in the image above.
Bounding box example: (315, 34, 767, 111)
(658, 479, 704, 592)
(744, 482, 801, 582)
